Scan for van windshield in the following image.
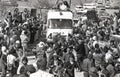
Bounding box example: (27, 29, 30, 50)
(48, 19, 72, 29)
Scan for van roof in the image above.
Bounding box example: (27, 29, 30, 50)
(48, 11, 73, 19)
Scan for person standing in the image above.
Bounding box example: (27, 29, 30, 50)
(7, 48, 17, 77)
(20, 30, 29, 56)
(30, 59, 54, 77)
(1, 46, 8, 77)
(63, 47, 75, 63)
(81, 53, 94, 72)
(63, 57, 76, 77)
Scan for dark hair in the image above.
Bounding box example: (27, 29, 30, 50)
(63, 1, 70, 8)
(24, 31, 27, 35)
(9, 47, 15, 54)
(8, 12, 12, 15)
(95, 43, 99, 48)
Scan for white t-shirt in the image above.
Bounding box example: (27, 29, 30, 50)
(7, 54, 16, 64)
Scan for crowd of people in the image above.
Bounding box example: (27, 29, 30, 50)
(42, 10, 120, 77)
(1, 1, 120, 77)
(0, 7, 44, 77)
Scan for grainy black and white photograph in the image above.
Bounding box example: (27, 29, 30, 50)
(0, 0, 120, 77)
